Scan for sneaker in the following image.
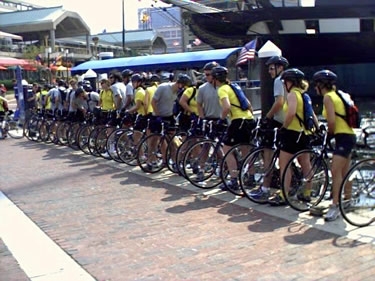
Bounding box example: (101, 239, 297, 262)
(227, 178, 240, 191)
(249, 187, 270, 201)
(342, 199, 352, 210)
(268, 193, 286, 206)
(324, 204, 340, 221)
(147, 162, 158, 171)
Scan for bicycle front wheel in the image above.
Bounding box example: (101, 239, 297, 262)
(281, 149, 329, 212)
(339, 158, 375, 227)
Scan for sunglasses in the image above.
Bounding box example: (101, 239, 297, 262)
(268, 67, 276, 71)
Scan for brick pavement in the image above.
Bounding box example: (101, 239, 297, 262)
(0, 138, 375, 281)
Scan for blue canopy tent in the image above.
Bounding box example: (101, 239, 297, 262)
(71, 47, 241, 75)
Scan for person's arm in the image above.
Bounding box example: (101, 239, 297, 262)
(283, 92, 297, 128)
(266, 95, 284, 119)
(220, 97, 230, 120)
(323, 95, 336, 135)
(151, 98, 159, 116)
(128, 99, 142, 114)
(179, 92, 192, 114)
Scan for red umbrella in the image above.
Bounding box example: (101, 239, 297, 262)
(0, 57, 28, 66)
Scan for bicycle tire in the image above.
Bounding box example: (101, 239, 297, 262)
(339, 158, 375, 227)
(281, 149, 329, 212)
(77, 124, 94, 154)
(175, 135, 205, 178)
(183, 139, 224, 189)
(137, 133, 166, 173)
(239, 147, 278, 204)
(67, 122, 81, 150)
(106, 128, 127, 163)
(221, 143, 254, 196)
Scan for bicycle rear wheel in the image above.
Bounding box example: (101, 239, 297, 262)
(339, 158, 375, 227)
(183, 139, 224, 189)
(7, 120, 24, 139)
(281, 149, 329, 212)
(221, 143, 254, 196)
(137, 133, 166, 173)
(239, 147, 278, 204)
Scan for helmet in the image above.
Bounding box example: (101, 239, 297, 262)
(176, 74, 192, 87)
(82, 80, 92, 91)
(150, 74, 160, 83)
(122, 69, 134, 78)
(131, 73, 143, 83)
(203, 61, 220, 71)
(312, 70, 337, 85)
(281, 68, 305, 82)
(211, 66, 228, 82)
(265, 56, 289, 68)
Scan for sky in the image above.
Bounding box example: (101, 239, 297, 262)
(25, 0, 169, 34)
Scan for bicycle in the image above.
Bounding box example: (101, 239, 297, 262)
(182, 121, 227, 189)
(0, 110, 24, 139)
(338, 126, 375, 227)
(280, 127, 330, 212)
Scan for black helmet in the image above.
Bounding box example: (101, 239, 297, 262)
(281, 68, 305, 82)
(122, 69, 134, 78)
(82, 80, 92, 91)
(312, 70, 337, 85)
(203, 61, 220, 71)
(150, 74, 160, 83)
(265, 56, 289, 68)
(131, 73, 143, 83)
(176, 74, 192, 87)
(211, 66, 228, 82)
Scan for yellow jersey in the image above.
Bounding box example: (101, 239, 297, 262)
(134, 87, 146, 116)
(218, 84, 253, 121)
(322, 90, 355, 135)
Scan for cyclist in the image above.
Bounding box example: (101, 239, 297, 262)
(144, 74, 160, 116)
(0, 95, 9, 116)
(269, 68, 318, 206)
(313, 70, 356, 221)
(211, 66, 256, 189)
(178, 74, 198, 131)
(109, 71, 125, 111)
(122, 69, 134, 110)
(250, 56, 289, 201)
(196, 61, 222, 121)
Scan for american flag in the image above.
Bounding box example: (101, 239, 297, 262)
(236, 39, 257, 66)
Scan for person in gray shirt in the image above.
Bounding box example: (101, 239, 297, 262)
(197, 61, 222, 120)
(122, 69, 134, 110)
(152, 81, 179, 118)
(109, 72, 125, 110)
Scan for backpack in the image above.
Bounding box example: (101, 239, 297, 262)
(58, 88, 67, 106)
(173, 87, 196, 116)
(229, 83, 250, 111)
(335, 90, 360, 128)
(296, 92, 315, 131)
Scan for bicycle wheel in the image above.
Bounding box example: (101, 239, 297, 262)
(137, 133, 166, 173)
(24, 116, 40, 141)
(339, 158, 375, 227)
(38, 119, 51, 143)
(239, 147, 279, 204)
(221, 143, 254, 196)
(281, 149, 329, 212)
(77, 124, 94, 154)
(67, 122, 81, 150)
(116, 129, 139, 165)
(88, 126, 102, 156)
(183, 139, 224, 189)
(95, 126, 114, 159)
(47, 120, 60, 144)
(7, 120, 24, 139)
(175, 135, 205, 178)
(106, 128, 127, 163)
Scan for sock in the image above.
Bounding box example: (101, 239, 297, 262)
(261, 186, 270, 192)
